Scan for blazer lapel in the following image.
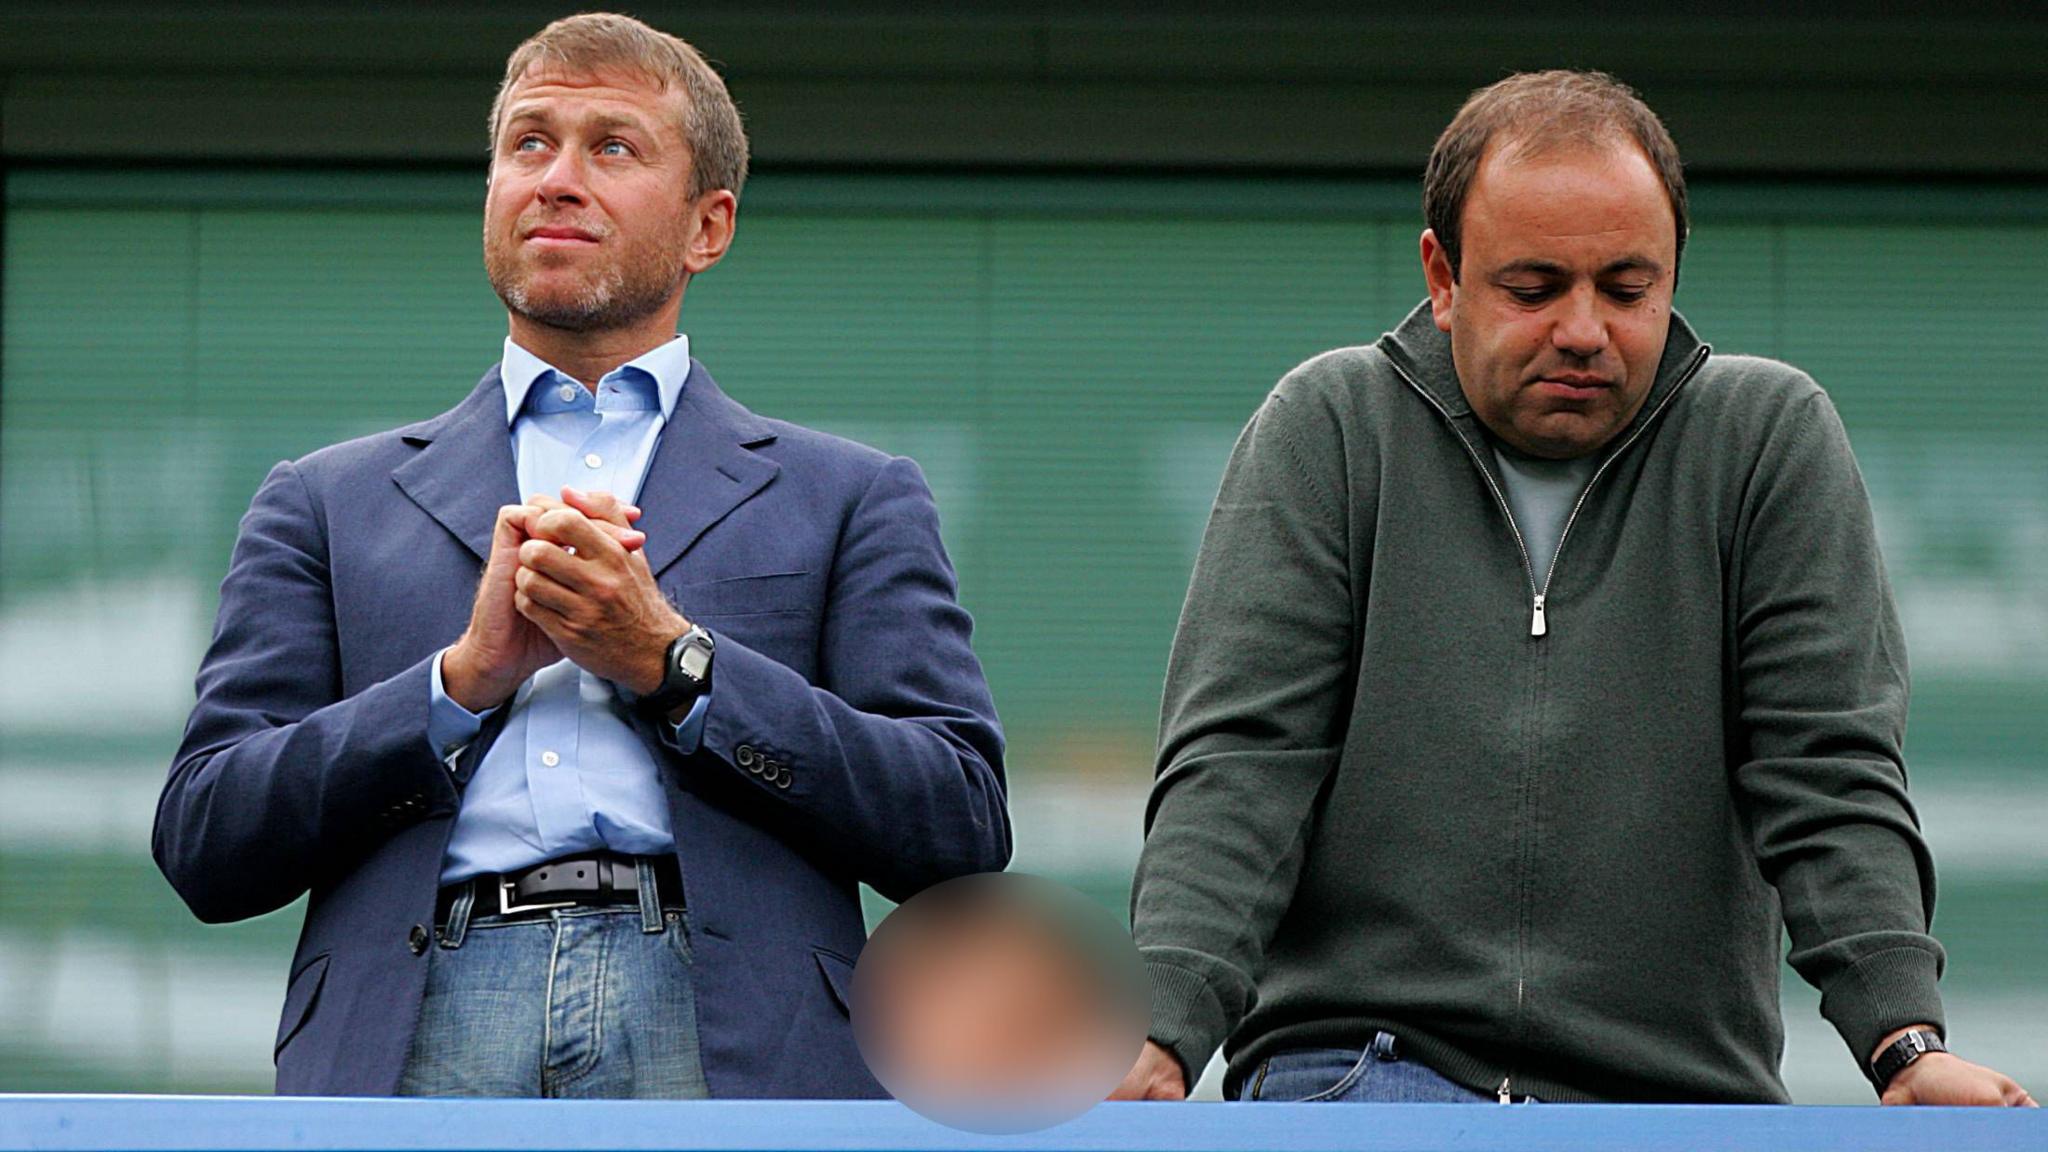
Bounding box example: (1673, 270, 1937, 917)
(636, 359, 780, 578)
(392, 366, 520, 563)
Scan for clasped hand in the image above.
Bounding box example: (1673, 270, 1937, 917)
(442, 486, 688, 712)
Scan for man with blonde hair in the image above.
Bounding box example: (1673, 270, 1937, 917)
(1119, 70, 2034, 1106)
(157, 13, 1008, 1098)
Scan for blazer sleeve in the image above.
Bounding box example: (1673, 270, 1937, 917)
(154, 459, 460, 923)
(682, 454, 1011, 902)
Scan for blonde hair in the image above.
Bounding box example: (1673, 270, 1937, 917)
(489, 12, 749, 198)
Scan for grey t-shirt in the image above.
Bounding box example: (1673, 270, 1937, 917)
(1490, 441, 1598, 587)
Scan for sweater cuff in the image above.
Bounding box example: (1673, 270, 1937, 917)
(1818, 945, 1947, 1086)
(1144, 957, 1232, 1092)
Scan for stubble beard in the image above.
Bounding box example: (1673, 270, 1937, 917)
(485, 223, 690, 334)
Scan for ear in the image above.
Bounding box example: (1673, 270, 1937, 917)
(683, 189, 738, 275)
(1420, 228, 1457, 333)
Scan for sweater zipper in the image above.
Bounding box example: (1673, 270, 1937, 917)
(1390, 345, 1710, 637)
(1387, 366, 1543, 631)
(1391, 345, 1710, 1107)
(1528, 345, 1710, 635)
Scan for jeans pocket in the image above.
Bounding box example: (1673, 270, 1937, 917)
(1250, 1047, 1374, 1102)
(662, 913, 695, 967)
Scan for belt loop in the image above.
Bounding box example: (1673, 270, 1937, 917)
(1372, 1031, 1399, 1061)
(440, 880, 476, 949)
(637, 858, 663, 934)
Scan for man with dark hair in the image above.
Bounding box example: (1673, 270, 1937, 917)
(155, 12, 1008, 1098)
(1116, 70, 2034, 1105)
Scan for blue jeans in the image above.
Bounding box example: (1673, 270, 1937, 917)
(1240, 1032, 1518, 1103)
(395, 874, 709, 1098)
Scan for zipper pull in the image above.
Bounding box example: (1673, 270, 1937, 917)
(1530, 594, 1547, 637)
(1497, 1076, 1513, 1104)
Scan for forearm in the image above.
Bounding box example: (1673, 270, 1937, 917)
(1131, 385, 1360, 1078)
(687, 630, 1009, 900)
(157, 460, 463, 922)
(156, 654, 457, 922)
(1133, 749, 1337, 1087)
(1735, 389, 1944, 1061)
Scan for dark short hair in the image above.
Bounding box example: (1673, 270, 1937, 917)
(490, 12, 749, 199)
(1424, 70, 1687, 281)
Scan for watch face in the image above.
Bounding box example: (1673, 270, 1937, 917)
(679, 644, 712, 680)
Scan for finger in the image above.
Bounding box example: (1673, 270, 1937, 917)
(530, 506, 622, 558)
(514, 565, 582, 619)
(522, 496, 642, 552)
(623, 542, 657, 580)
(562, 485, 641, 526)
(495, 503, 534, 544)
(486, 505, 537, 574)
(514, 586, 574, 640)
(528, 491, 638, 549)
(543, 488, 638, 530)
(517, 538, 604, 595)
(595, 521, 647, 551)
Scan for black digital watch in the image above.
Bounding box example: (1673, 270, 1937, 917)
(638, 625, 715, 724)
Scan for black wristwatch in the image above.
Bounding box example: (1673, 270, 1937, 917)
(1870, 1029, 1947, 1092)
(638, 625, 715, 724)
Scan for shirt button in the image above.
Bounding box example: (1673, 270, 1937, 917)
(557, 384, 578, 402)
(584, 453, 603, 469)
(541, 750, 560, 767)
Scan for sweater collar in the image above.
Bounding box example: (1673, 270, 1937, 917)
(1376, 298, 1707, 430)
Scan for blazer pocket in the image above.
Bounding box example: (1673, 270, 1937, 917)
(813, 947, 855, 1017)
(274, 953, 330, 1061)
(670, 571, 816, 619)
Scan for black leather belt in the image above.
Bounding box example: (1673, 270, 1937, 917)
(442, 852, 685, 920)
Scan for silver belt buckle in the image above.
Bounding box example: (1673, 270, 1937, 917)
(498, 878, 577, 916)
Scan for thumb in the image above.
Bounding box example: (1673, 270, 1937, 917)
(488, 505, 532, 569)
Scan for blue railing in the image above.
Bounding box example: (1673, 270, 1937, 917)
(2, 1096, 2044, 1152)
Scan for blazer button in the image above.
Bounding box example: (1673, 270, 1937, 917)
(408, 924, 430, 955)
(774, 773, 791, 791)
(735, 745, 757, 768)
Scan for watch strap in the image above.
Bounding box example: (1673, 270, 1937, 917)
(1870, 1028, 1946, 1091)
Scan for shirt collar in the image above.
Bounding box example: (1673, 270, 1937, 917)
(499, 334, 692, 426)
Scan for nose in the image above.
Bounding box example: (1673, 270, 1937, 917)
(535, 147, 590, 207)
(1551, 285, 1608, 360)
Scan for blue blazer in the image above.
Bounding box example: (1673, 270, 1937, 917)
(154, 362, 1011, 1097)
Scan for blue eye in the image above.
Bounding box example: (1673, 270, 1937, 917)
(599, 140, 631, 156)
(515, 136, 545, 153)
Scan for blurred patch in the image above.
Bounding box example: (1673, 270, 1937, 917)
(851, 872, 1147, 1132)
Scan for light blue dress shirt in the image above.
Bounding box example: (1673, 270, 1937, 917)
(428, 335, 708, 884)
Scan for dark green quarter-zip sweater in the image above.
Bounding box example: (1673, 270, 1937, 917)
(1131, 302, 1945, 1103)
